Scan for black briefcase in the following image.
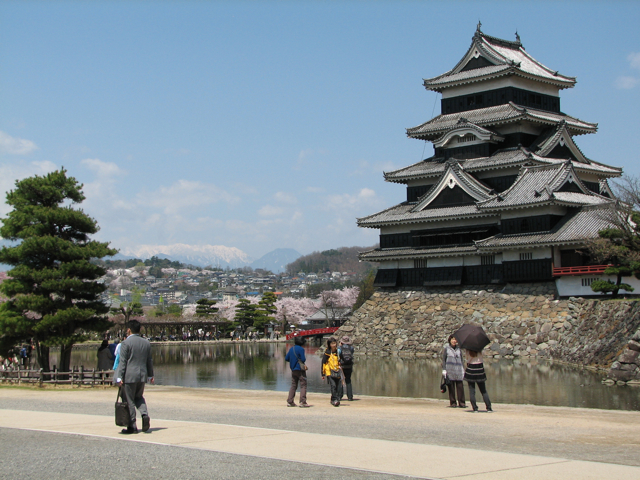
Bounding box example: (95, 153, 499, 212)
(115, 387, 130, 427)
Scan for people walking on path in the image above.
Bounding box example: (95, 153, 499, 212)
(442, 335, 466, 408)
(115, 320, 155, 434)
(464, 349, 492, 412)
(284, 336, 309, 408)
(97, 340, 114, 371)
(322, 337, 344, 407)
(339, 336, 355, 401)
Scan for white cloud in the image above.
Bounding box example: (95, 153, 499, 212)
(0, 131, 38, 155)
(615, 76, 638, 89)
(138, 180, 240, 215)
(81, 158, 124, 177)
(274, 191, 297, 204)
(326, 188, 378, 210)
(258, 205, 284, 217)
(306, 186, 324, 193)
(628, 52, 640, 70)
(0, 160, 57, 216)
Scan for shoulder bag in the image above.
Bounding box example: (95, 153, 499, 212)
(293, 347, 308, 371)
(115, 386, 130, 427)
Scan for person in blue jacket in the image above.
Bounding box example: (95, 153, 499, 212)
(285, 336, 310, 408)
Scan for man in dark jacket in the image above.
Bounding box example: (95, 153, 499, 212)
(284, 336, 309, 408)
(115, 320, 154, 434)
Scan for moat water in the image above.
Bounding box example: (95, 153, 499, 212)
(52, 342, 639, 411)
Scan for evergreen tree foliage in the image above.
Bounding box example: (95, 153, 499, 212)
(234, 298, 258, 331)
(0, 169, 116, 371)
(254, 292, 277, 331)
(110, 289, 143, 323)
(587, 210, 640, 298)
(353, 269, 376, 310)
(196, 298, 219, 317)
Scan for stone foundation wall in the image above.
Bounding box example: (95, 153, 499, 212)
(335, 283, 640, 383)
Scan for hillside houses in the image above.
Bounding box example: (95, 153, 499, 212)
(103, 265, 364, 309)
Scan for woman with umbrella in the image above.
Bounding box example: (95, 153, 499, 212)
(454, 324, 493, 413)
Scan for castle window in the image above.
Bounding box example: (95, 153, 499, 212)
(414, 259, 428, 269)
(520, 252, 533, 261)
(582, 278, 597, 287)
(458, 133, 476, 144)
(481, 255, 495, 265)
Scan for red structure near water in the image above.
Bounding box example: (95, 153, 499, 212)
(285, 327, 339, 341)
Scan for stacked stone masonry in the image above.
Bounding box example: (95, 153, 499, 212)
(335, 283, 640, 383)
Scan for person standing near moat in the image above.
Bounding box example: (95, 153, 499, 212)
(464, 349, 492, 413)
(97, 340, 114, 371)
(115, 320, 155, 434)
(285, 336, 310, 408)
(442, 335, 466, 408)
(339, 336, 355, 401)
(322, 337, 343, 407)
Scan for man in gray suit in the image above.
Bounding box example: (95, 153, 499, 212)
(115, 320, 154, 434)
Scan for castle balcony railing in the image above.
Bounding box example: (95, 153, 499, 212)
(552, 265, 611, 277)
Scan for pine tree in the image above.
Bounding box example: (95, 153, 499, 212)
(234, 298, 258, 331)
(0, 169, 116, 372)
(196, 298, 219, 317)
(254, 292, 277, 331)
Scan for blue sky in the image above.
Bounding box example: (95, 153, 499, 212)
(1, 1, 639, 259)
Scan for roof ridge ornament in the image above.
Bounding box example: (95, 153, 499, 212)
(477, 20, 482, 32)
(515, 30, 521, 43)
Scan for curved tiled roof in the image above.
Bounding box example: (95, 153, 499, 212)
(406, 103, 597, 140)
(383, 148, 620, 185)
(476, 206, 616, 250)
(359, 245, 478, 261)
(477, 162, 613, 211)
(357, 203, 497, 228)
(423, 29, 576, 91)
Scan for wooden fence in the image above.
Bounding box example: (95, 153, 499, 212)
(0, 366, 114, 386)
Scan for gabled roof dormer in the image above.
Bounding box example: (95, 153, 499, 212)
(532, 121, 589, 163)
(423, 25, 576, 92)
(413, 162, 493, 211)
(477, 162, 613, 210)
(433, 119, 504, 149)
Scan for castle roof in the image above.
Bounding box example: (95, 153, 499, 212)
(423, 27, 576, 92)
(476, 205, 616, 251)
(359, 205, 616, 261)
(383, 147, 620, 185)
(477, 162, 613, 211)
(357, 203, 496, 229)
(361, 162, 613, 229)
(406, 102, 597, 141)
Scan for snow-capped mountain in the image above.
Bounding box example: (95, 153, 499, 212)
(120, 244, 253, 268)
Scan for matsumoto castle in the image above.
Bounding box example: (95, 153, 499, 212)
(358, 25, 627, 297)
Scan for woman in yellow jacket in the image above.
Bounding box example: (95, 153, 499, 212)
(321, 337, 343, 406)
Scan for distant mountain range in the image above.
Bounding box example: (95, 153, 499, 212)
(250, 248, 303, 273)
(117, 244, 302, 273)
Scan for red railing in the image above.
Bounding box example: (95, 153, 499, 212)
(286, 327, 339, 341)
(552, 265, 611, 277)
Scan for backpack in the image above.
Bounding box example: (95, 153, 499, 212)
(20, 347, 27, 359)
(339, 346, 353, 366)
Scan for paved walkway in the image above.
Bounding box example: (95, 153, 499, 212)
(1, 386, 639, 479)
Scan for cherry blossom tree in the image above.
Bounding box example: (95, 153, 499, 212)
(275, 297, 317, 333)
(315, 286, 360, 328)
